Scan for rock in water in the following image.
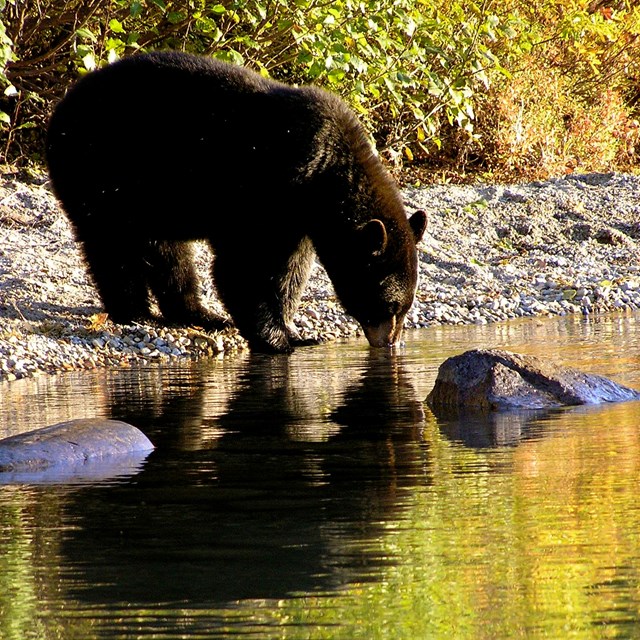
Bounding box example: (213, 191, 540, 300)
(426, 348, 640, 412)
(0, 418, 154, 472)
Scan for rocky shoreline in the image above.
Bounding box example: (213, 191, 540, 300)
(1, 169, 639, 382)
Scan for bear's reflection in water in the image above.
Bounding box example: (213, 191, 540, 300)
(60, 348, 430, 605)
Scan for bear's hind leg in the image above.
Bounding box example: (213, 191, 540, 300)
(80, 237, 154, 324)
(145, 240, 230, 330)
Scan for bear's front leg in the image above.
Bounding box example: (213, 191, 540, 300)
(212, 237, 315, 353)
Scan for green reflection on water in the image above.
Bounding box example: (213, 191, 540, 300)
(0, 489, 73, 640)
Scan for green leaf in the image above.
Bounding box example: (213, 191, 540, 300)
(167, 12, 184, 24)
(14, 121, 36, 131)
(130, 2, 143, 18)
(213, 49, 244, 66)
(75, 28, 97, 42)
(327, 68, 345, 83)
(109, 19, 125, 34)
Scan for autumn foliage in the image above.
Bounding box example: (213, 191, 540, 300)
(0, 0, 638, 182)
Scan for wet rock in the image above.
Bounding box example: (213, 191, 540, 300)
(0, 418, 154, 473)
(426, 348, 640, 412)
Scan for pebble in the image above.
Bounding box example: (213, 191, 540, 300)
(2, 171, 640, 381)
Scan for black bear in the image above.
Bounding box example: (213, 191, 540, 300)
(46, 51, 427, 353)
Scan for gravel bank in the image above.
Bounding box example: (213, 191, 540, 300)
(1, 170, 639, 382)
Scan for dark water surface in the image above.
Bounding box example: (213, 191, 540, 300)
(2, 313, 640, 639)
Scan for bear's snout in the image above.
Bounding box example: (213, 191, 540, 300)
(362, 316, 404, 348)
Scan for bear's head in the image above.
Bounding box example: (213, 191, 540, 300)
(324, 208, 427, 348)
(356, 209, 427, 347)
(302, 90, 428, 347)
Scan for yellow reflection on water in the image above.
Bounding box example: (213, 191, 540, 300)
(269, 323, 640, 639)
(299, 400, 640, 639)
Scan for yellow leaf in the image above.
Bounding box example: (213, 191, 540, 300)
(88, 312, 109, 330)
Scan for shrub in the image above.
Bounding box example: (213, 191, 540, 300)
(482, 63, 639, 180)
(0, 0, 638, 180)
(468, 0, 640, 180)
(0, 0, 526, 169)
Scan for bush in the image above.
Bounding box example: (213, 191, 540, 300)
(481, 63, 639, 179)
(467, 1, 640, 180)
(0, 0, 638, 181)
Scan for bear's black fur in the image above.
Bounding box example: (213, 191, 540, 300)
(46, 51, 427, 353)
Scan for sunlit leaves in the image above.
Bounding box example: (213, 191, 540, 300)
(1, 0, 639, 173)
(212, 49, 244, 66)
(108, 19, 125, 34)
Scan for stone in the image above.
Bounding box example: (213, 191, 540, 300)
(426, 348, 640, 413)
(0, 418, 154, 481)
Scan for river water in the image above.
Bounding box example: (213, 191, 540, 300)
(1, 312, 640, 639)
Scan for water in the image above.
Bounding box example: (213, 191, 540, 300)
(2, 312, 640, 639)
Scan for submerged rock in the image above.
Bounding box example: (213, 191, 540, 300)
(0, 418, 154, 476)
(426, 348, 640, 412)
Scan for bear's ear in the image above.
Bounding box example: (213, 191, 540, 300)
(361, 219, 388, 256)
(409, 210, 427, 243)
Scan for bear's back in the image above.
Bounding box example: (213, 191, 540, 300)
(46, 53, 331, 231)
(46, 51, 403, 244)
(47, 51, 289, 170)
